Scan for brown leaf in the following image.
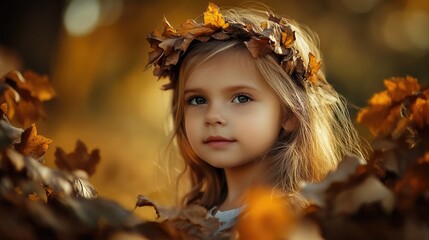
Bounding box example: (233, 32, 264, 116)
(394, 158, 429, 210)
(162, 17, 180, 38)
(54, 140, 100, 177)
(14, 123, 52, 161)
(245, 37, 273, 58)
(333, 176, 395, 215)
(4, 149, 74, 195)
(5, 70, 56, 101)
(268, 14, 287, 25)
(135, 195, 162, 218)
(0, 70, 55, 128)
(134, 195, 220, 239)
(301, 154, 363, 207)
(178, 19, 215, 39)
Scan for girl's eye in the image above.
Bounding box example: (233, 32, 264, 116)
(232, 94, 252, 103)
(188, 96, 207, 105)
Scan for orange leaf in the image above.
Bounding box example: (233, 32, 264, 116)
(368, 91, 392, 106)
(203, 3, 229, 29)
(236, 187, 295, 240)
(305, 53, 321, 84)
(280, 26, 295, 48)
(418, 152, 429, 164)
(384, 76, 420, 102)
(54, 140, 100, 176)
(6, 70, 56, 101)
(357, 105, 400, 137)
(410, 97, 429, 128)
(14, 123, 52, 160)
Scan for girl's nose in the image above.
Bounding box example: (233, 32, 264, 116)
(205, 104, 226, 126)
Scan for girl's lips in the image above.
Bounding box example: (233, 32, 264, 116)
(204, 136, 236, 148)
(203, 136, 236, 143)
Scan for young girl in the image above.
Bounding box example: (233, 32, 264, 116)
(147, 3, 364, 233)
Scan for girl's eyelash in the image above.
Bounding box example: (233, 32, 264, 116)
(233, 92, 253, 100)
(185, 95, 205, 105)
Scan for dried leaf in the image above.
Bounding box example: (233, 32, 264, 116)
(162, 17, 180, 38)
(245, 37, 273, 58)
(0, 70, 55, 128)
(410, 97, 429, 128)
(333, 176, 395, 215)
(72, 176, 97, 199)
(135, 195, 161, 218)
(280, 26, 295, 48)
(301, 154, 363, 207)
(394, 159, 429, 210)
(54, 140, 100, 177)
(369, 91, 392, 106)
(203, 3, 229, 29)
(14, 123, 52, 161)
(178, 19, 215, 39)
(4, 149, 74, 195)
(304, 53, 321, 84)
(357, 105, 401, 137)
(384, 76, 420, 102)
(5, 70, 56, 101)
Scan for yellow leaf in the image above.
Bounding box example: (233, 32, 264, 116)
(280, 26, 295, 48)
(203, 3, 229, 29)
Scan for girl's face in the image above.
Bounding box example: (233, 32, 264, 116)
(183, 52, 283, 169)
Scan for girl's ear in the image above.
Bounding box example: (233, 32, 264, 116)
(282, 114, 298, 132)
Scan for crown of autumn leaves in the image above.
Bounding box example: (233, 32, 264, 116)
(146, 3, 322, 90)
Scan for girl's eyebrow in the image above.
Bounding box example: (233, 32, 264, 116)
(184, 85, 258, 95)
(224, 85, 258, 93)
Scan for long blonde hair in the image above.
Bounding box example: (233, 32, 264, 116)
(167, 7, 364, 209)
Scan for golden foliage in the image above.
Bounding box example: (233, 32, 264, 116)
(357, 76, 428, 137)
(203, 2, 229, 29)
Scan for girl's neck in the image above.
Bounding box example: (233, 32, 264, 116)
(218, 161, 268, 211)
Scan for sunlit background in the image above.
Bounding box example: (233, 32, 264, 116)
(0, 0, 428, 217)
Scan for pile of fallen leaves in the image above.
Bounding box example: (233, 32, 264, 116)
(2, 71, 429, 239)
(300, 76, 429, 239)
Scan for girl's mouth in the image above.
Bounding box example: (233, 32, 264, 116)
(204, 136, 236, 148)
